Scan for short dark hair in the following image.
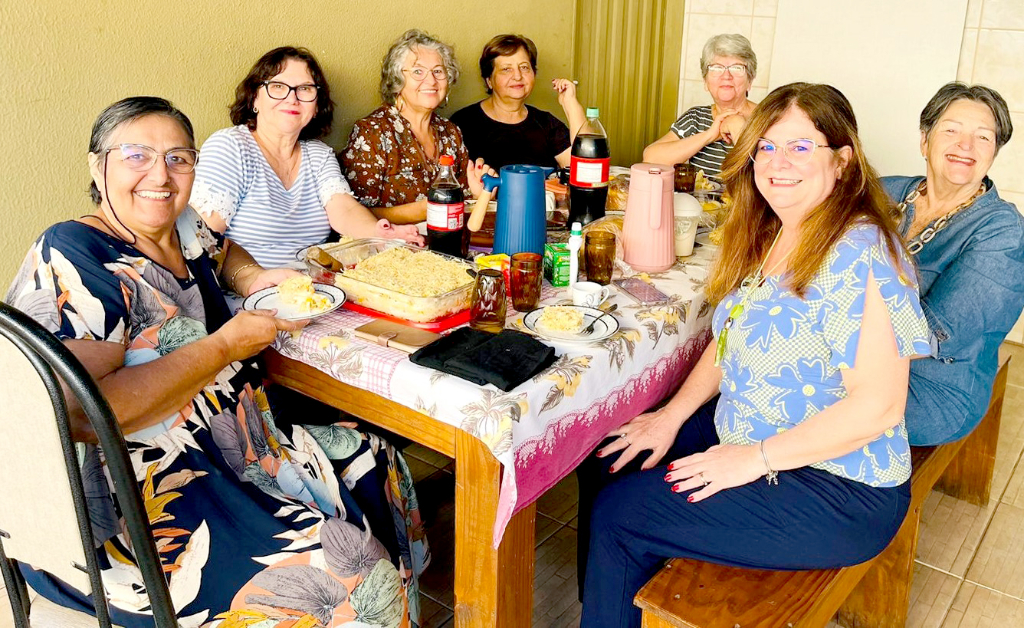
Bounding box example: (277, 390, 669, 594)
(920, 82, 1013, 151)
(88, 96, 195, 204)
(229, 46, 335, 140)
(479, 34, 538, 95)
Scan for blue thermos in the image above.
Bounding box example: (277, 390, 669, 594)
(476, 164, 554, 256)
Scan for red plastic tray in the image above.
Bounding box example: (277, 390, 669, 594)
(342, 301, 470, 332)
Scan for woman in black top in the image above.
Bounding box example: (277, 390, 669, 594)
(451, 34, 585, 170)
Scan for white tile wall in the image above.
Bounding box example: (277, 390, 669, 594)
(675, 0, 1024, 343)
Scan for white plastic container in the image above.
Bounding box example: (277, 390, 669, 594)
(673, 193, 703, 257)
(567, 221, 583, 290)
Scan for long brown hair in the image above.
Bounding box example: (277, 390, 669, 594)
(707, 82, 905, 303)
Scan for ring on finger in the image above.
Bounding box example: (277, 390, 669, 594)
(619, 434, 630, 445)
(699, 472, 708, 487)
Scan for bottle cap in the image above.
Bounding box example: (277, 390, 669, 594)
(438, 155, 454, 166)
(585, 107, 600, 117)
(570, 222, 583, 235)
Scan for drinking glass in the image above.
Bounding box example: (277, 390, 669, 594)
(469, 269, 507, 333)
(585, 232, 616, 285)
(674, 162, 696, 193)
(510, 252, 543, 312)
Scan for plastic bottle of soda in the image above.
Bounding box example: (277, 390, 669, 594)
(427, 155, 468, 258)
(568, 107, 610, 226)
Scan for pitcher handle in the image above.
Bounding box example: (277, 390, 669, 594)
(649, 173, 662, 230)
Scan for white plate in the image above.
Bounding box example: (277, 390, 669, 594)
(523, 306, 619, 343)
(241, 284, 346, 321)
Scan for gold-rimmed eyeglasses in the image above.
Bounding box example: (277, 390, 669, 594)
(707, 63, 747, 76)
(105, 144, 199, 174)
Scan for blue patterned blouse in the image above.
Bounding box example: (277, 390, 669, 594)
(711, 223, 931, 487)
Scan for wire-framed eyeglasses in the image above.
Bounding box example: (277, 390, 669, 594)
(105, 144, 199, 174)
(751, 138, 834, 166)
(262, 81, 319, 102)
(403, 67, 449, 82)
(707, 64, 747, 76)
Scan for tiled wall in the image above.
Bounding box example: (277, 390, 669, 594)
(676, 0, 1024, 343)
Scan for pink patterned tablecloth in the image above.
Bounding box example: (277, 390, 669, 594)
(271, 239, 717, 546)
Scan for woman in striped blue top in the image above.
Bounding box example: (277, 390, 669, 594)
(191, 47, 422, 270)
(643, 34, 759, 182)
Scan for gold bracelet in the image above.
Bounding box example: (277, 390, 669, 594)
(228, 262, 259, 291)
(760, 439, 778, 486)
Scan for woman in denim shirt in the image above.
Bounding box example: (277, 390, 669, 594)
(883, 82, 1024, 446)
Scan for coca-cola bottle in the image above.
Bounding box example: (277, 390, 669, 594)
(568, 107, 610, 226)
(427, 154, 469, 258)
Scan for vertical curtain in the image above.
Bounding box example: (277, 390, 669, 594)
(572, 0, 685, 166)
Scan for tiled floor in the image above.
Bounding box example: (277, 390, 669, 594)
(5, 343, 1024, 627)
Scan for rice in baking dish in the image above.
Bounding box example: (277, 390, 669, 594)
(343, 247, 472, 297)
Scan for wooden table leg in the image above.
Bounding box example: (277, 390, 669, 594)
(454, 430, 536, 627)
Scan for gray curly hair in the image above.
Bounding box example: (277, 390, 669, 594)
(699, 33, 758, 81)
(380, 29, 460, 105)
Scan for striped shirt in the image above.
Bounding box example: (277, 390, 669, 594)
(669, 105, 731, 181)
(190, 125, 352, 268)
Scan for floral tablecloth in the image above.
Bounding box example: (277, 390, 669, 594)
(271, 238, 718, 546)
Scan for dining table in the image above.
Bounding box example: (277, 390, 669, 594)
(263, 236, 718, 627)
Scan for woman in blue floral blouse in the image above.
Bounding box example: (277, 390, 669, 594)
(6, 97, 428, 627)
(577, 83, 931, 628)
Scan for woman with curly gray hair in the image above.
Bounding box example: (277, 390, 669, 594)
(341, 29, 493, 223)
(644, 33, 759, 181)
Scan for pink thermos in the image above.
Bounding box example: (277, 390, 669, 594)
(622, 163, 675, 272)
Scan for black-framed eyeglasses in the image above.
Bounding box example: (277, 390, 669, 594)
(105, 144, 199, 174)
(262, 81, 319, 102)
(751, 138, 834, 166)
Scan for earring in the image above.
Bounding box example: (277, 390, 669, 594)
(395, 95, 405, 113)
(253, 106, 259, 114)
(442, 94, 449, 108)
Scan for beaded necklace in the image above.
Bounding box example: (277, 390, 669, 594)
(714, 229, 794, 366)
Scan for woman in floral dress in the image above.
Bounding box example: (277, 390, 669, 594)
(6, 96, 428, 628)
(340, 29, 493, 224)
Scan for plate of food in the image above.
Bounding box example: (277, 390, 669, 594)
(241, 275, 346, 321)
(522, 305, 619, 343)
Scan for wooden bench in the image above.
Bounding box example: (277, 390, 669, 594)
(634, 357, 1010, 628)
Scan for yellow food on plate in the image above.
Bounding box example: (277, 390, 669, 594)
(343, 247, 473, 297)
(277, 275, 330, 314)
(537, 306, 585, 333)
(708, 225, 726, 245)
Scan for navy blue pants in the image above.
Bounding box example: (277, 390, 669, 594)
(577, 398, 910, 628)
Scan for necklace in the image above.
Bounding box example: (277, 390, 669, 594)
(714, 229, 794, 366)
(900, 180, 985, 254)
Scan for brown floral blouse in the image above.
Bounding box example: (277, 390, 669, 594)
(340, 104, 472, 208)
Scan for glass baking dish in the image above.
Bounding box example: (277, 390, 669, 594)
(301, 239, 476, 323)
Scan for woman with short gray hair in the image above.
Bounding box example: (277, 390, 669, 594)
(341, 29, 493, 223)
(643, 33, 758, 181)
(882, 82, 1024, 446)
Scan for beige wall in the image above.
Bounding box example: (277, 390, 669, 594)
(676, 0, 1024, 343)
(0, 0, 575, 285)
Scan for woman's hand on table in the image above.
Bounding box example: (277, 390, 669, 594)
(245, 267, 304, 296)
(467, 158, 497, 198)
(664, 443, 765, 502)
(598, 408, 684, 473)
(214, 309, 306, 363)
(374, 218, 425, 247)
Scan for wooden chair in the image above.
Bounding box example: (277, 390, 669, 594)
(0, 301, 177, 627)
(634, 357, 1010, 628)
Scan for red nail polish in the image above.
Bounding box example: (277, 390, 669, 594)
(671, 484, 680, 492)
(687, 495, 695, 503)
(668, 463, 675, 471)
(664, 473, 672, 481)
(597, 450, 604, 457)
(609, 466, 616, 473)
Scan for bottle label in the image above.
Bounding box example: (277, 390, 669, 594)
(570, 156, 610, 188)
(427, 202, 465, 231)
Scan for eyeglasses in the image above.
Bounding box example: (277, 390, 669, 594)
(106, 144, 199, 174)
(403, 67, 449, 82)
(496, 63, 535, 77)
(751, 138, 834, 166)
(707, 64, 747, 76)
(262, 81, 319, 102)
